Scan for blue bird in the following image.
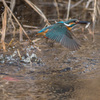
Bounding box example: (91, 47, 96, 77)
(37, 19, 89, 50)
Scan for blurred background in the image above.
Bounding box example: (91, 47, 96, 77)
(0, 0, 100, 27)
(0, 1, 100, 100)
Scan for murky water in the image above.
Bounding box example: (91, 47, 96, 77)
(0, 66, 100, 100)
(0, 31, 100, 100)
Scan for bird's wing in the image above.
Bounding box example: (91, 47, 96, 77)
(45, 23, 80, 50)
(38, 25, 52, 33)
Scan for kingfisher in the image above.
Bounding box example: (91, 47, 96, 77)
(37, 19, 89, 50)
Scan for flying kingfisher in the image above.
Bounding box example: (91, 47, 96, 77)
(37, 19, 89, 50)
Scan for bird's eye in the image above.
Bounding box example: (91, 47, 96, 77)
(76, 20, 79, 23)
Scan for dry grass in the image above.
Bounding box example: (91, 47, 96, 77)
(1, 7, 7, 52)
(0, 0, 100, 51)
(24, 0, 50, 25)
(66, 0, 71, 20)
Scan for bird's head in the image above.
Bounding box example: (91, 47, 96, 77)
(64, 19, 90, 28)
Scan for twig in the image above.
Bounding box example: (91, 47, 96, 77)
(13, 41, 19, 46)
(54, 0, 60, 20)
(97, 4, 100, 15)
(8, 13, 16, 37)
(7, 0, 16, 37)
(66, 0, 71, 20)
(71, 0, 83, 9)
(8, 38, 14, 47)
(85, 0, 93, 9)
(1, 7, 7, 52)
(8, 0, 15, 21)
(0, 0, 10, 3)
(92, 0, 97, 42)
(23, 25, 38, 29)
(19, 27, 23, 42)
(17, 49, 22, 60)
(24, 0, 50, 25)
(2, 0, 31, 42)
(32, 38, 41, 43)
(34, 46, 41, 51)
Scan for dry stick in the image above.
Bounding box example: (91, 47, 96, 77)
(23, 25, 38, 29)
(8, 38, 14, 47)
(32, 38, 41, 43)
(1, 7, 7, 52)
(2, 0, 31, 42)
(66, 0, 71, 20)
(85, 0, 95, 41)
(9, 0, 15, 19)
(19, 27, 23, 42)
(12, 24, 16, 37)
(54, 0, 60, 21)
(13, 41, 19, 46)
(92, 0, 97, 42)
(17, 49, 22, 60)
(8, 0, 16, 37)
(71, 0, 83, 9)
(0, 0, 10, 3)
(7, 11, 16, 37)
(97, 4, 100, 15)
(85, 0, 93, 9)
(24, 0, 50, 25)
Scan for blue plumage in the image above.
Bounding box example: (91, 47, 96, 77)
(37, 19, 89, 50)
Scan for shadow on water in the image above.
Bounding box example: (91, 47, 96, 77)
(32, 68, 100, 100)
(34, 71, 79, 100)
(0, 68, 79, 100)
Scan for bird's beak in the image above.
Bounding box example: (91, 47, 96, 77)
(76, 21, 90, 24)
(76, 21, 90, 28)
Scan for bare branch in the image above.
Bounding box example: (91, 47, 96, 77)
(1, 7, 7, 51)
(2, 0, 31, 41)
(71, 0, 83, 9)
(24, 0, 50, 25)
(66, 0, 71, 20)
(54, 0, 60, 20)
